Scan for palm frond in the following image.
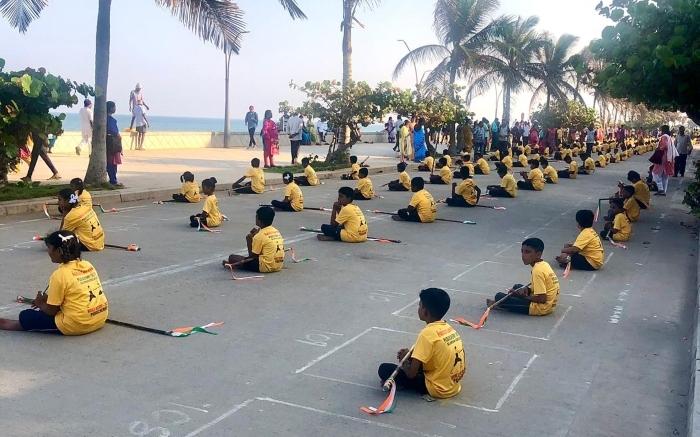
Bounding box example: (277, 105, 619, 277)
(529, 83, 546, 112)
(392, 44, 450, 80)
(0, 0, 48, 32)
(155, 0, 246, 53)
(465, 71, 498, 102)
(277, 0, 307, 19)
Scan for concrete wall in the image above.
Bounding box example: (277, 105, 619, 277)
(51, 131, 388, 153)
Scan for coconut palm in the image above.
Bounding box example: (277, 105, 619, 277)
(528, 33, 584, 111)
(393, 0, 504, 100)
(466, 15, 544, 122)
(341, 0, 381, 87)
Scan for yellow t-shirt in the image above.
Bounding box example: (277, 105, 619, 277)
(501, 155, 513, 169)
(412, 321, 466, 399)
(350, 163, 361, 180)
(518, 154, 528, 167)
(528, 168, 545, 190)
(46, 260, 108, 335)
(455, 179, 478, 205)
(464, 162, 475, 176)
(203, 194, 222, 227)
(543, 165, 558, 183)
(409, 189, 437, 223)
(585, 157, 596, 172)
(252, 226, 285, 272)
(612, 212, 632, 241)
(597, 155, 607, 167)
(180, 181, 201, 203)
(62, 205, 104, 251)
(615, 152, 622, 162)
(356, 177, 374, 199)
(78, 190, 92, 208)
(399, 171, 411, 190)
(524, 145, 531, 155)
(624, 197, 640, 222)
(500, 173, 517, 197)
(528, 261, 560, 316)
(573, 228, 604, 269)
(423, 156, 435, 172)
(531, 153, 541, 162)
(284, 182, 304, 211)
(476, 158, 490, 174)
(245, 167, 265, 193)
(634, 180, 650, 208)
(569, 161, 578, 179)
(336, 204, 368, 243)
(439, 166, 453, 184)
(443, 154, 452, 168)
(619, 151, 627, 161)
(304, 165, 319, 186)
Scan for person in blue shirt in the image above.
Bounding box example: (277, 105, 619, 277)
(106, 101, 123, 187)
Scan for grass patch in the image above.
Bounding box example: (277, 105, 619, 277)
(0, 182, 116, 202)
(264, 162, 350, 174)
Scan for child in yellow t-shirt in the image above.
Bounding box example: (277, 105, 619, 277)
(294, 157, 319, 186)
(70, 178, 92, 208)
(446, 166, 480, 207)
(232, 158, 265, 194)
(513, 150, 528, 168)
(429, 157, 453, 184)
(620, 185, 640, 222)
(540, 157, 558, 184)
(388, 162, 411, 191)
(601, 198, 631, 242)
(517, 160, 545, 191)
(190, 177, 222, 228)
(0, 230, 108, 335)
(58, 188, 104, 252)
(271, 172, 304, 211)
(224, 206, 284, 273)
(442, 149, 453, 168)
(596, 152, 607, 168)
(353, 167, 375, 200)
(318, 186, 368, 243)
(341, 155, 362, 180)
(555, 210, 604, 271)
(487, 238, 560, 316)
(453, 155, 475, 179)
(418, 155, 435, 172)
(377, 288, 465, 398)
(557, 155, 577, 179)
(395, 177, 436, 223)
(474, 153, 490, 175)
(578, 154, 596, 175)
(486, 163, 518, 198)
(172, 171, 201, 203)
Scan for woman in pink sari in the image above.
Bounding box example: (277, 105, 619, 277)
(652, 125, 677, 196)
(261, 109, 279, 168)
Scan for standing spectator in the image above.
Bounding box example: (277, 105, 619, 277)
(261, 110, 279, 168)
(386, 116, 396, 144)
(287, 112, 302, 165)
(463, 119, 473, 153)
(128, 83, 149, 130)
(652, 125, 676, 196)
(413, 119, 428, 162)
(21, 133, 61, 182)
(245, 105, 259, 149)
(393, 115, 403, 152)
(584, 124, 596, 155)
(106, 101, 123, 187)
(674, 126, 692, 177)
(76, 99, 93, 156)
(316, 118, 327, 143)
(132, 104, 149, 151)
(473, 121, 486, 156)
(491, 118, 501, 145)
(615, 124, 626, 145)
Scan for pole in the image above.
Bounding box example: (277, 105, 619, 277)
(223, 48, 231, 148)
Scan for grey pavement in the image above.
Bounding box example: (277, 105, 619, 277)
(0, 151, 696, 437)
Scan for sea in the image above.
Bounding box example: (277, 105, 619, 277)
(57, 113, 384, 133)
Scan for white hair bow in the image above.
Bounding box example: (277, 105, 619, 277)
(69, 194, 79, 204)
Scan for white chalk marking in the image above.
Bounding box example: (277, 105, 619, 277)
(375, 289, 407, 296)
(303, 373, 379, 390)
(604, 252, 614, 264)
(391, 298, 419, 316)
(167, 402, 209, 413)
(494, 354, 538, 410)
(545, 305, 573, 340)
(183, 398, 256, 437)
(449, 401, 499, 413)
(295, 327, 374, 374)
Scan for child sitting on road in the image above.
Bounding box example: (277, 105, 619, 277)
(487, 238, 560, 316)
(557, 155, 578, 179)
(271, 172, 304, 211)
(394, 177, 437, 223)
(224, 206, 284, 273)
(377, 288, 465, 398)
(596, 152, 607, 168)
(0, 230, 108, 334)
(354, 167, 375, 200)
(190, 177, 222, 228)
(232, 158, 265, 194)
(294, 157, 319, 186)
(601, 198, 632, 242)
(172, 171, 201, 203)
(341, 155, 361, 180)
(58, 188, 104, 252)
(474, 153, 490, 175)
(446, 166, 480, 207)
(487, 163, 517, 198)
(453, 155, 475, 179)
(620, 185, 640, 222)
(517, 160, 545, 191)
(418, 155, 435, 172)
(623, 170, 650, 210)
(442, 149, 453, 168)
(501, 152, 513, 169)
(388, 162, 411, 191)
(555, 210, 604, 271)
(578, 153, 595, 175)
(540, 157, 558, 184)
(513, 150, 528, 168)
(318, 186, 368, 243)
(70, 178, 92, 208)
(430, 157, 453, 184)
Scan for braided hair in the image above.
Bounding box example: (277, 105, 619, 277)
(45, 230, 81, 263)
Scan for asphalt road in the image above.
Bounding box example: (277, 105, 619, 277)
(0, 152, 696, 437)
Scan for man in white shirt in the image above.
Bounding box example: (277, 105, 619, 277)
(129, 83, 149, 130)
(287, 112, 302, 164)
(133, 104, 149, 150)
(316, 119, 327, 143)
(76, 99, 93, 156)
(674, 126, 693, 177)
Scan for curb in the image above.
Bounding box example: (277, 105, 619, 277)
(0, 164, 410, 217)
(689, 150, 699, 436)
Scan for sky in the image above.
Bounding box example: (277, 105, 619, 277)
(1, 0, 611, 122)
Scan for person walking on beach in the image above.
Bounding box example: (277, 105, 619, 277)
(287, 112, 303, 165)
(674, 126, 692, 177)
(21, 133, 61, 182)
(129, 83, 149, 130)
(76, 99, 93, 156)
(245, 105, 258, 149)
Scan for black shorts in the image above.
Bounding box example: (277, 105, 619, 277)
(136, 125, 147, 134)
(570, 253, 597, 271)
(238, 258, 260, 272)
(19, 309, 61, 334)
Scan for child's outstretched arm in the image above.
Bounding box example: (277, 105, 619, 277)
(233, 176, 246, 186)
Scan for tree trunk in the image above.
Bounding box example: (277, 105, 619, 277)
(502, 83, 511, 124)
(223, 50, 231, 148)
(342, 0, 353, 88)
(545, 90, 551, 110)
(85, 0, 111, 185)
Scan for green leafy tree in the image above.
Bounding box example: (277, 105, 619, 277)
(529, 33, 584, 111)
(531, 100, 597, 131)
(591, 0, 700, 124)
(0, 60, 90, 183)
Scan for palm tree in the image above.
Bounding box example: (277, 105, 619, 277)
(466, 15, 543, 123)
(393, 0, 503, 100)
(1, 0, 303, 184)
(341, 0, 380, 87)
(528, 33, 584, 112)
